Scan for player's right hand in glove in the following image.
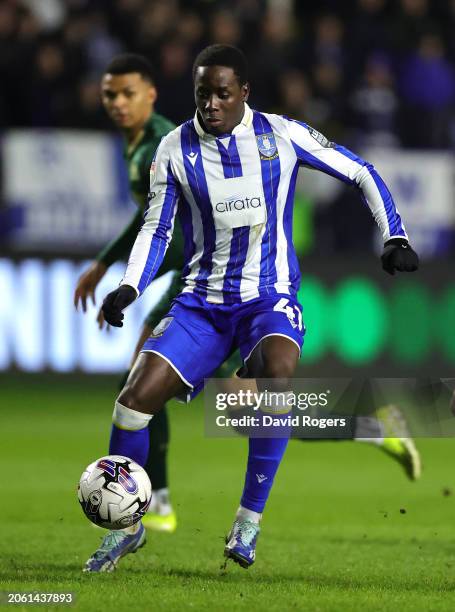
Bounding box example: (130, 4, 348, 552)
(381, 238, 419, 275)
(101, 285, 137, 327)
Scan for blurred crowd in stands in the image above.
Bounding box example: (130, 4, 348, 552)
(1, 0, 455, 150)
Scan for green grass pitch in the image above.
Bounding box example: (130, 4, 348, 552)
(1, 375, 455, 611)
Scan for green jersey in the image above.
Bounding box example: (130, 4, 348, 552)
(97, 112, 184, 273)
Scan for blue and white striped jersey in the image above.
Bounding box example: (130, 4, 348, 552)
(123, 103, 407, 304)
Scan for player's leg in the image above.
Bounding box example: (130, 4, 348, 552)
(84, 351, 185, 573)
(352, 405, 421, 480)
(84, 294, 232, 572)
(110, 351, 184, 463)
(119, 326, 175, 499)
(143, 405, 176, 531)
(114, 293, 230, 465)
(225, 297, 304, 568)
(122, 273, 182, 532)
(218, 354, 421, 481)
(140, 290, 180, 532)
(360, 378, 454, 481)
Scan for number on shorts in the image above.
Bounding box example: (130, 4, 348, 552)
(273, 298, 302, 331)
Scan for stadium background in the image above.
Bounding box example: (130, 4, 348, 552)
(1, 0, 455, 375)
(1, 1, 455, 610)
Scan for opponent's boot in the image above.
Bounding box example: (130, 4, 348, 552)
(376, 405, 422, 480)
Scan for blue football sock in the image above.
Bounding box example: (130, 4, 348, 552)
(240, 411, 291, 513)
(109, 425, 149, 467)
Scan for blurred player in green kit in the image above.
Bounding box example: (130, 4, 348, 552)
(74, 54, 182, 532)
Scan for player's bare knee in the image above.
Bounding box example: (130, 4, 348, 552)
(261, 353, 296, 383)
(116, 387, 159, 416)
(116, 387, 140, 413)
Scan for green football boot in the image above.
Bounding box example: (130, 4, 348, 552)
(141, 490, 177, 533)
(375, 405, 421, 480)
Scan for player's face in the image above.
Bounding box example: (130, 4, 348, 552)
(194, 66, 249, 136)
(101, 73, 157, 132)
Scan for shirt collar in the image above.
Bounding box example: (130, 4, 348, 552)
(193, 103, 253, 139)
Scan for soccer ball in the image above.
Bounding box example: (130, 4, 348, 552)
(78, 455, 152, 530)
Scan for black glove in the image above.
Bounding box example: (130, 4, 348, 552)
(102, 285, 137, 327)
(381, 238, 419, 275)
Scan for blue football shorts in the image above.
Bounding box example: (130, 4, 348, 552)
(141, 291, 305, 396)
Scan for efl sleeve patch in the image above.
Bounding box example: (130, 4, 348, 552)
(307, 125, 334, 148)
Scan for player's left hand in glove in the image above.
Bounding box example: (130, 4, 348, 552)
(381, 238, 419, 275)
(101, 285, 137, 327)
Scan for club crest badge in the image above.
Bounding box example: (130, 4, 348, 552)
(256, 133, 278, 160)
(151, 316, 173, 338)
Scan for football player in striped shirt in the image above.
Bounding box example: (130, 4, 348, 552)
(84, 44, 418, 572)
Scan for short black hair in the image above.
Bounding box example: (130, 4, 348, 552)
(192, 44, 248, 85)
(104, 53, 155, 84)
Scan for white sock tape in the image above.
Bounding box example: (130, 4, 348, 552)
(112, 401, 153, 431)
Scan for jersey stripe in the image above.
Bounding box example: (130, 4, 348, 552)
(369, 170, 406, 238)
(253, 111, 280, 296)
(215, 134, 249, 302)
(291, 139, 353, 184)
(137, 162, 179, 293)
(216, 135, 243, 178)
(177, 194, 196, 280)
(282, 163, 301, 293)
(222, 226, 251, 304)
(180, 122, 215, 298)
